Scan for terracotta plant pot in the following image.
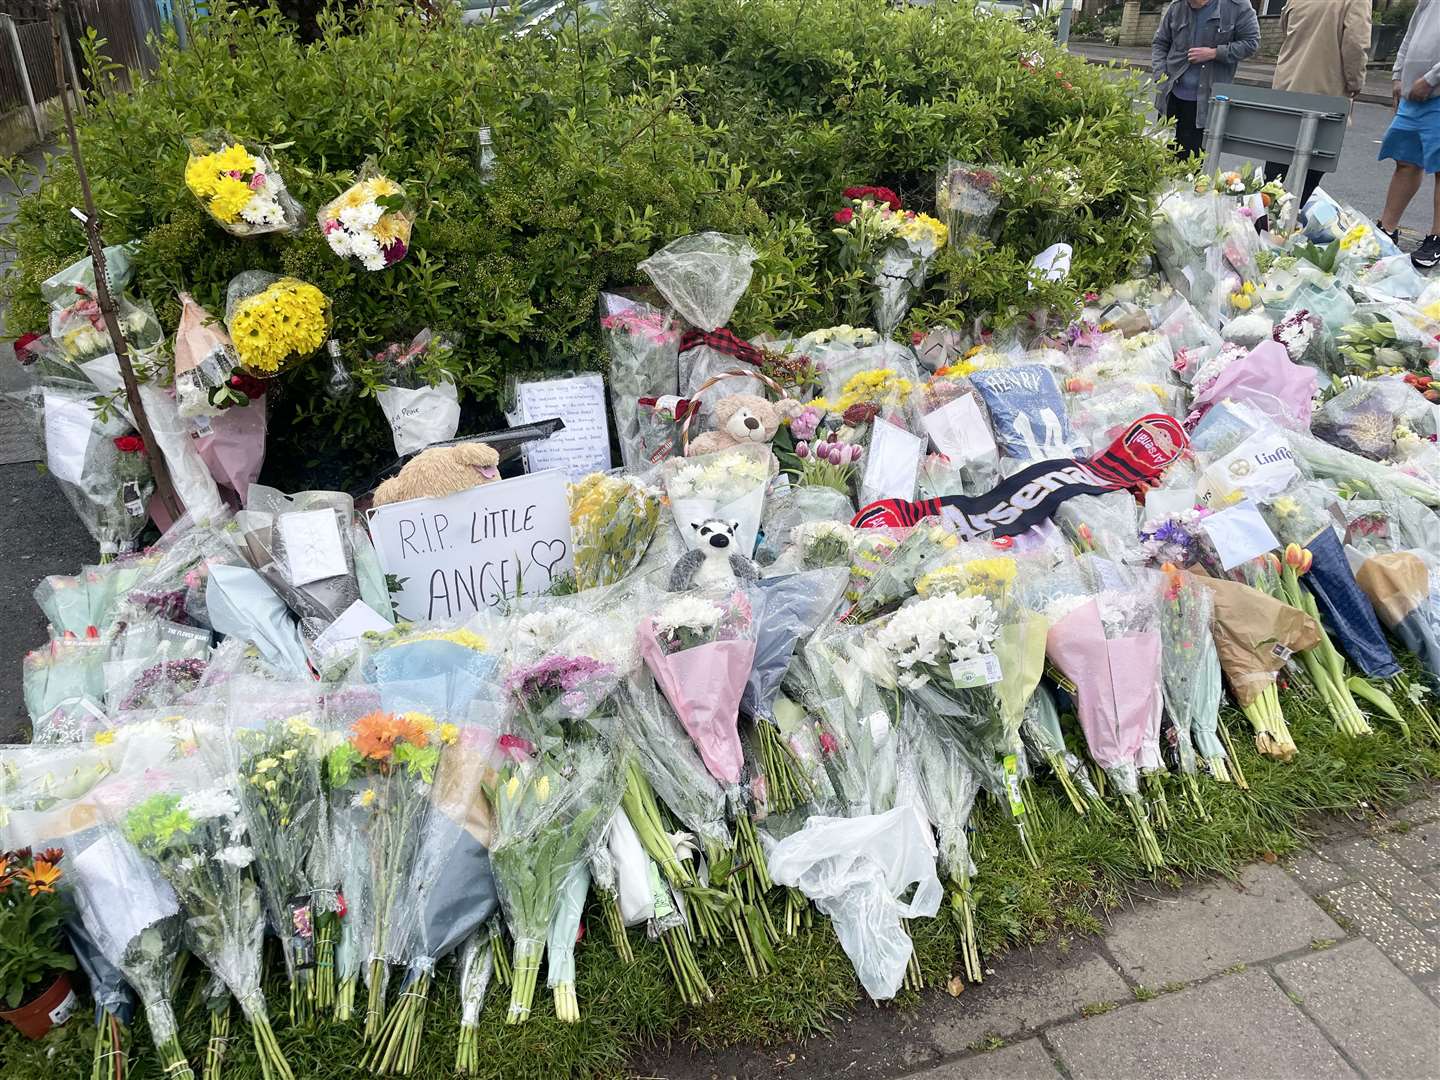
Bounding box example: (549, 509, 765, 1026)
(0, 972, 78, 1040)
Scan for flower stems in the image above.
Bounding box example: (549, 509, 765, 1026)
(364, 973, 430, 1074)
(334, 976, 356, 1023)
(202, 1002, 230, 1080)
(604, 892, 634, 964)
(505, 938, 545, 1024)
(91, 1013, 127, 1080)
(1123, 792, 1164, 870)
(288, 972, 313, 1030)
(364, 958, 390, 1042)
(1216, 720, 1250, 790)
(243, 1009, 294, 1080)
(1240, 684, 1296, 762)
(949, 873, 982, 985)
(312, 913, 337, 1013)
(755, 721, 814, 814)
(901, 918, 924, 991)
(490, 923, 512, 989)
(1045, 752, 1089, 815)
(658, 925, 712, 1005)
(1144, 772, 1171, 831)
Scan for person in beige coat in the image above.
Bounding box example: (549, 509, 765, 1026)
(1264, 0, 1371, 204)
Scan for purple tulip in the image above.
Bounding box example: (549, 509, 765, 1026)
(852, 445, 864, 463)
(796, 441, 810, 459)
(826, 442, 842, 465)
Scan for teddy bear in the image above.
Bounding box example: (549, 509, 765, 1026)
(686, 392, 799, 457)
(371, 441, 502, 506)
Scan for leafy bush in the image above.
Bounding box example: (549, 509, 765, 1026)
(1, 0, 1176, 487)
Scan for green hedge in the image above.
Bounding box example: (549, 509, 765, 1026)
(0, 0, 1177, 487)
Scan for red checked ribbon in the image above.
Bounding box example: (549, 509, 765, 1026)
(678, 327, 766, 368)
(853, 414, 1188, 539)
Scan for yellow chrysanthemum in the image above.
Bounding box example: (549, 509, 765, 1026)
(214, 142, 258, 173)
(230, 279, 330, 374)
(208, 176, 255, 223)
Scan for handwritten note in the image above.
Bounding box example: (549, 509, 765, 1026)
(43, 393, 94, 485)
(368, 470, 573, 620)
(514, 374, 611, 479)
(278, 509, 349, 586)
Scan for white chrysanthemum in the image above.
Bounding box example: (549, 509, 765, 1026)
(874, 593, 998, 678)
(666, 463, 706, 499)
(178, 786, 240, 822)
(512, 608, 588, 662)
(652, 595, 723, 637)
(1043, 593, 1091, 624)
(175, 854, 207, 876)
(215, 845, 254, 869)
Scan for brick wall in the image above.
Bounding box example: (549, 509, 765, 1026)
(1258, 14, 1284, 58)
(1118, 0, 1165, 46)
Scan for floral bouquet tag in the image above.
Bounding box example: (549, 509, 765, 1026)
(949, 653, 1001, 688)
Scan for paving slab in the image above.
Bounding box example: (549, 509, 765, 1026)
(1274, 939, 1440, 1080)
(1286, 849, 1354, 896)
(1398, 792, 1440, 825)
(1320, 882, 1440, 977)
(1377, 826, 1440, 875)
(903, 1040, 1061, 1080)
(1325, 838, 1440, 926)
(1103, 863, 1341, 984)
(924, 938, 1129, 1055)
(1046, 970, 1357, 1080)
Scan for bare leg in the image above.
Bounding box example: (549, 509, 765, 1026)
(1380, 162, 1424, 231)
(1431, 173, 1440, 234)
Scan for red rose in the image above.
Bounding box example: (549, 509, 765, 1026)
(872, 186, 902, 210)
(833, 207, 854, 225)
(841, 185, 902, 211)
(843, 402, 879, 426)
(13, 331, 42, 365)
(113, 435, 144, 453)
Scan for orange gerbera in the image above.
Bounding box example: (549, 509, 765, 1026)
(392, 712, 433, 748)
(20, 858, 62, 896)
(351, 710, 402, 761)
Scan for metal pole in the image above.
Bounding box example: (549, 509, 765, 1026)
(46, 0, 184, 523)
(58, 13, 85, 116)
(1057, 0, 1075, 45)
(1, 15, 47, 141)
(1283, 110, 1321, 233)
(1202, 94, 1231, 175)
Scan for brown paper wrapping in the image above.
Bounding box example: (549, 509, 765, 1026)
(431, 746, 496, 848)
(1191, 573, 1321, 706)
(1355, 552, 1429, 629)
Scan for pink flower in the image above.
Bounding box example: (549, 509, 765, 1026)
(819, 729, 839, 755)
(249, 172, 267, 190)
(833, 207, 854, 225)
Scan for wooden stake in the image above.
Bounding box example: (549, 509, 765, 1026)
(47, 0, 183, 523)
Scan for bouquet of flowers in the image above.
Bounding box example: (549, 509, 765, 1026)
(49, 291, 164, 366)
(323, 698, 442, 1040)
(488, 740, 618, 1024)
(318, 164, 415, 270)
(503, 601, 634, 744)
(368, 330, 462, 457)
(224, 272, 331, 378)
(909, 713, 983, 981)
(1021, 684, 1101, 812)
(185, 134, 303, 236)
(663, 444, 772, 558)
(742, 569, 848, 812)
(937, 161, 1003, 247)
(452, 929, 496, 1075)
(844, 521, 960, 623)
(874, 590, 1043, 864)
(366, 730, 495, 1072)
(637, 589, 759, 787)
(599, 294, 682, 470)
(207, 682, 332, 1023)
(638, 231, 757, 394)
(830, 185, 948, 335)
(116, 763, 294, 1080)
(1040, 565, 1166, 867)
(364, 619, 498, 720)
(1156, 566, 1219, 809)
(568, 473, 663, 590)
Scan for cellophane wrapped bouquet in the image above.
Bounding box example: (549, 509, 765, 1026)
(367, 726, 496, 1073)
(368, 330, 462, 458)
(568, 472, 663, 590)
(185, 134, 303, 236)
(637, 587, 760, 788)
(224, 272, 331, 378)
(937, 161, 1003, 248)
(487, 739, 618, 1024)
(323, 690, 443, 1040)
(599, 293, 681, 469)
(112, 754, 295, 1080)
(830, 185, 948, 336)
(318, 163, 415, 270)
(663, 443, 772, 558)
(1156, 566, 1222, 808)
(1034, 558, 1167, 868)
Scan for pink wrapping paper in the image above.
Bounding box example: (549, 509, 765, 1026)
(195, 397, 268, 507)
(1045, 600, 1161, 771)
(638, 618, 755, 785)
(1190, 340, 1316, 430)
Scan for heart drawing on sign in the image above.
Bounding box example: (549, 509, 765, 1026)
(530, 538, 568, 581)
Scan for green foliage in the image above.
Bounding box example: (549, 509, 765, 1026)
(1, 0, 1176, 487)
(0, 851, 76, 1009)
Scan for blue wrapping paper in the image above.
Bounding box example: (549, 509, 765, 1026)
(1303, 527, 1400, 679)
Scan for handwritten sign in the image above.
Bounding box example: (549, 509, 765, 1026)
(368, 471, 573, 620)
(514, 374, 611, 479)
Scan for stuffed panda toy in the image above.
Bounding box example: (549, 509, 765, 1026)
(668, 519, 761, 591)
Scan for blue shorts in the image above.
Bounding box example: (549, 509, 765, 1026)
(1379, 98, 1440, 172)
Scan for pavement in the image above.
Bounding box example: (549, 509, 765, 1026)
(641, 787, 1440, 1079)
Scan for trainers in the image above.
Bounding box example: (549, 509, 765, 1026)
(1413, 233, 1440, 271)
(1377, 220, 1400, 246)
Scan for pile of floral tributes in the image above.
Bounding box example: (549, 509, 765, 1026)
(3, 157, 1440, 1080)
